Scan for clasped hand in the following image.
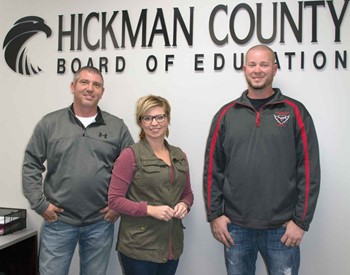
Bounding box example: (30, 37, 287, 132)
(147, 202, 189, 221)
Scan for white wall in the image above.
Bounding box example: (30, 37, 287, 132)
(1, 1, 349, 274)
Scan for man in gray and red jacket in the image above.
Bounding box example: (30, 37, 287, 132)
(203, 45, 320, 275)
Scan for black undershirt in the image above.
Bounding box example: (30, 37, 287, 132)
(248, 92, 276, 111)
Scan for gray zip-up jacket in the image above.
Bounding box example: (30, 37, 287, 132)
(203, 89, 320, 231)
(22, 105, 133, 226)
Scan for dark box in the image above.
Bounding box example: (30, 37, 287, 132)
(0, 208, 26, 235)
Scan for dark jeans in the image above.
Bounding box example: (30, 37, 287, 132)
(119, 252, 179, 275)
(225, 224, 300, 275)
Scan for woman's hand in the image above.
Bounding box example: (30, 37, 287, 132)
(173, 202, 189, 220)
(147, 205, 175, 221)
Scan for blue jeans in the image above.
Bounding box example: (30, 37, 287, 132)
(225, 224, 300, 275)
(119, 252, 179, 275)
(39, 219, 114, 275)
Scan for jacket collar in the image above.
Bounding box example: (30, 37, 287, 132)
(139, 139, 184, 162)
(238, 88, 284, 106)
(68, 104, 105, 124)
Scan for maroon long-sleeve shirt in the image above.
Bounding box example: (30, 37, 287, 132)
(108, 147, 194, 217)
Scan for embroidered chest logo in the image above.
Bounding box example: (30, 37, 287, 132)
(274, 112, 290, 126)
(99, 132, 108, 138)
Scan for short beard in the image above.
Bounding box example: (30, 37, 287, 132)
(245, 75, 273, 91)
(246, 79, 267, 90)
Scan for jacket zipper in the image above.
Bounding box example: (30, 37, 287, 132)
(235, 102, 261, 127)
(237, 101, 283, 128)
(80, 121, 101, 137)
(256, 111, 261, 127)
(256, 101, 283, 127)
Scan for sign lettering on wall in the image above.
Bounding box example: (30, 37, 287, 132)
(2, 1, 349, 76)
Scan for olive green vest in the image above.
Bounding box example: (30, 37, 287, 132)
(117, 139, 189, 263)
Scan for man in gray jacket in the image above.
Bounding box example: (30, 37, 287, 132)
(22, 66, 134, 275)
(203, 45, 320, 275)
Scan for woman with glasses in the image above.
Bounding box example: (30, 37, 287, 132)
(108, 95, 194, 275)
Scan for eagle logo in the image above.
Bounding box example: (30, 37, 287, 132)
(3, 16, 52, 76)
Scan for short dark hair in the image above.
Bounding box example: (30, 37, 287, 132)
(73, 66, 104, 86)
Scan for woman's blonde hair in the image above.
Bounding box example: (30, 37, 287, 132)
(136, 95, 171, 140)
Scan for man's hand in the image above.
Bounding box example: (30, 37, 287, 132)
(281, 220, 305, 247)
(210, 215, 234, 248)
(100, 207, 120, 223)
(42, 203, 64, 222)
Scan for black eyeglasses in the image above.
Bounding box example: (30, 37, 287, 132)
(141, 114, 167, 123)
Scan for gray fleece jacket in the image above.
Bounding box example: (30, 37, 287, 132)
(22, 105, 134, 226)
